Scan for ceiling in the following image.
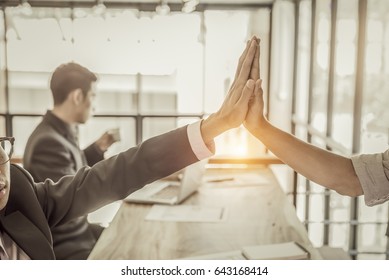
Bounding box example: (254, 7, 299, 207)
(17, 0, 274, 3)
(2, 0, 275, 8)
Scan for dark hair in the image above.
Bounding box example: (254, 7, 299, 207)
(50, 62, 97, 105)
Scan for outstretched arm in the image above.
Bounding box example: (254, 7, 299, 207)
(247, 104, 362, 196)
(243, 41, 362, 197)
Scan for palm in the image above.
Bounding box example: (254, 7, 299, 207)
(215, 37, 258, 131)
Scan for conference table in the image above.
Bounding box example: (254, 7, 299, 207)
(88, 165, 321, 260)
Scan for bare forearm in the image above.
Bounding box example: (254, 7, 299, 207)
(252, 120, 363, 196)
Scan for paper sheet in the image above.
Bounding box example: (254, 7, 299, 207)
(182, 250, 246, 260)
(206, 173, 270, 187)
(145, 205, 227, 223)
(242, 242, 309, 260)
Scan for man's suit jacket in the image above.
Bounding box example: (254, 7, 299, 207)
(1, 126, 197, 259)
(23, 111, 103, 182)
(23, 111, 105, 259)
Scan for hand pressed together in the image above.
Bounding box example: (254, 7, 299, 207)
(200, 36, 260, 144)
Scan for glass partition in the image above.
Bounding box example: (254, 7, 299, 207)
(3, 6, 270, 159)
(310, 0, 331, 133)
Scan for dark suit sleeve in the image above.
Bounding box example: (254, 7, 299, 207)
(35, 126, 199, 227)
(27, 137, 78, 182)
(83, 142, 104, 166)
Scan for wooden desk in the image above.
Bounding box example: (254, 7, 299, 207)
(88, 167, 321, 260)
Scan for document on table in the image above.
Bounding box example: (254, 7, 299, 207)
(145, 205, 227, 223)
(242, 242, 309, 260)
(183, 242, 309, 260)
(206, 173, 270, 187)
(182, 250, 246, 260)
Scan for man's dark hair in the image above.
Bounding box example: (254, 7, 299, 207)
(50, 62, 97, 105)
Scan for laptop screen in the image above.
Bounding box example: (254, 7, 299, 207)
(177, 159, 207, 201)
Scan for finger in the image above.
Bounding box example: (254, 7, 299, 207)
(258, 39, 261, 78)
(234, 40, 251, 80)
(250, 37, 260, 80)
(231, 40, 251, 89)
(236, 39, 257, 89)
(255, 79, 264, 110)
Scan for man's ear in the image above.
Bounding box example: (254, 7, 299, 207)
(70, 88, 83, 105)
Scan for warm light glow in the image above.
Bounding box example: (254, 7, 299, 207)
(231, 145, 248, 157)
(215, 126, 249, 157)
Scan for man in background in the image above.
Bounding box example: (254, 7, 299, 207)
(23, 62, 119, 259)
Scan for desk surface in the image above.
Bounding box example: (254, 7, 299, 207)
(88, 167, 321, 260)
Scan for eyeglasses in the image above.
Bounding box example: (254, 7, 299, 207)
(0, 137, 15, 165)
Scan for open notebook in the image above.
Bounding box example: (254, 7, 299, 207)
(124, 160, 207, 205)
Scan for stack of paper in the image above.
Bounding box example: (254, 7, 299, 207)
(182, 242, 310, 260)
(242, 242, 309, 260)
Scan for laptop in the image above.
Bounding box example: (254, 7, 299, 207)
(124, 160, 207, 205)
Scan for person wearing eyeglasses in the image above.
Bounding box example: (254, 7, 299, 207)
(0, 137, 14, 169)
(0, 36, 259, 260)
(22, 62, 121, 260)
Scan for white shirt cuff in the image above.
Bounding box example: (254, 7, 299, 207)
(351, 152, 389, 206)
(187, 121, 214, 160)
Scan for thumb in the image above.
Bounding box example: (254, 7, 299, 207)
(252, 79, 263, 105)
(257, 79, 264, 107)
(254, 79, 263, 99)
(244, 79, 263, 128)
(237, 79, 255, 107)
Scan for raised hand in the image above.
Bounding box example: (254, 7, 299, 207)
(200, 36, 259, 144)
(95, 131, 118, 152)
(244, 37, 265, 133)
(244, 79, 265, 133)
(250, 37, 260, 81)
(230, 37, 259, 88)
(242, 38, 363, 198)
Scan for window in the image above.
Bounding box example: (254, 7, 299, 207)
(2, 5, 271, 159)
(293, 0, 389, 259)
